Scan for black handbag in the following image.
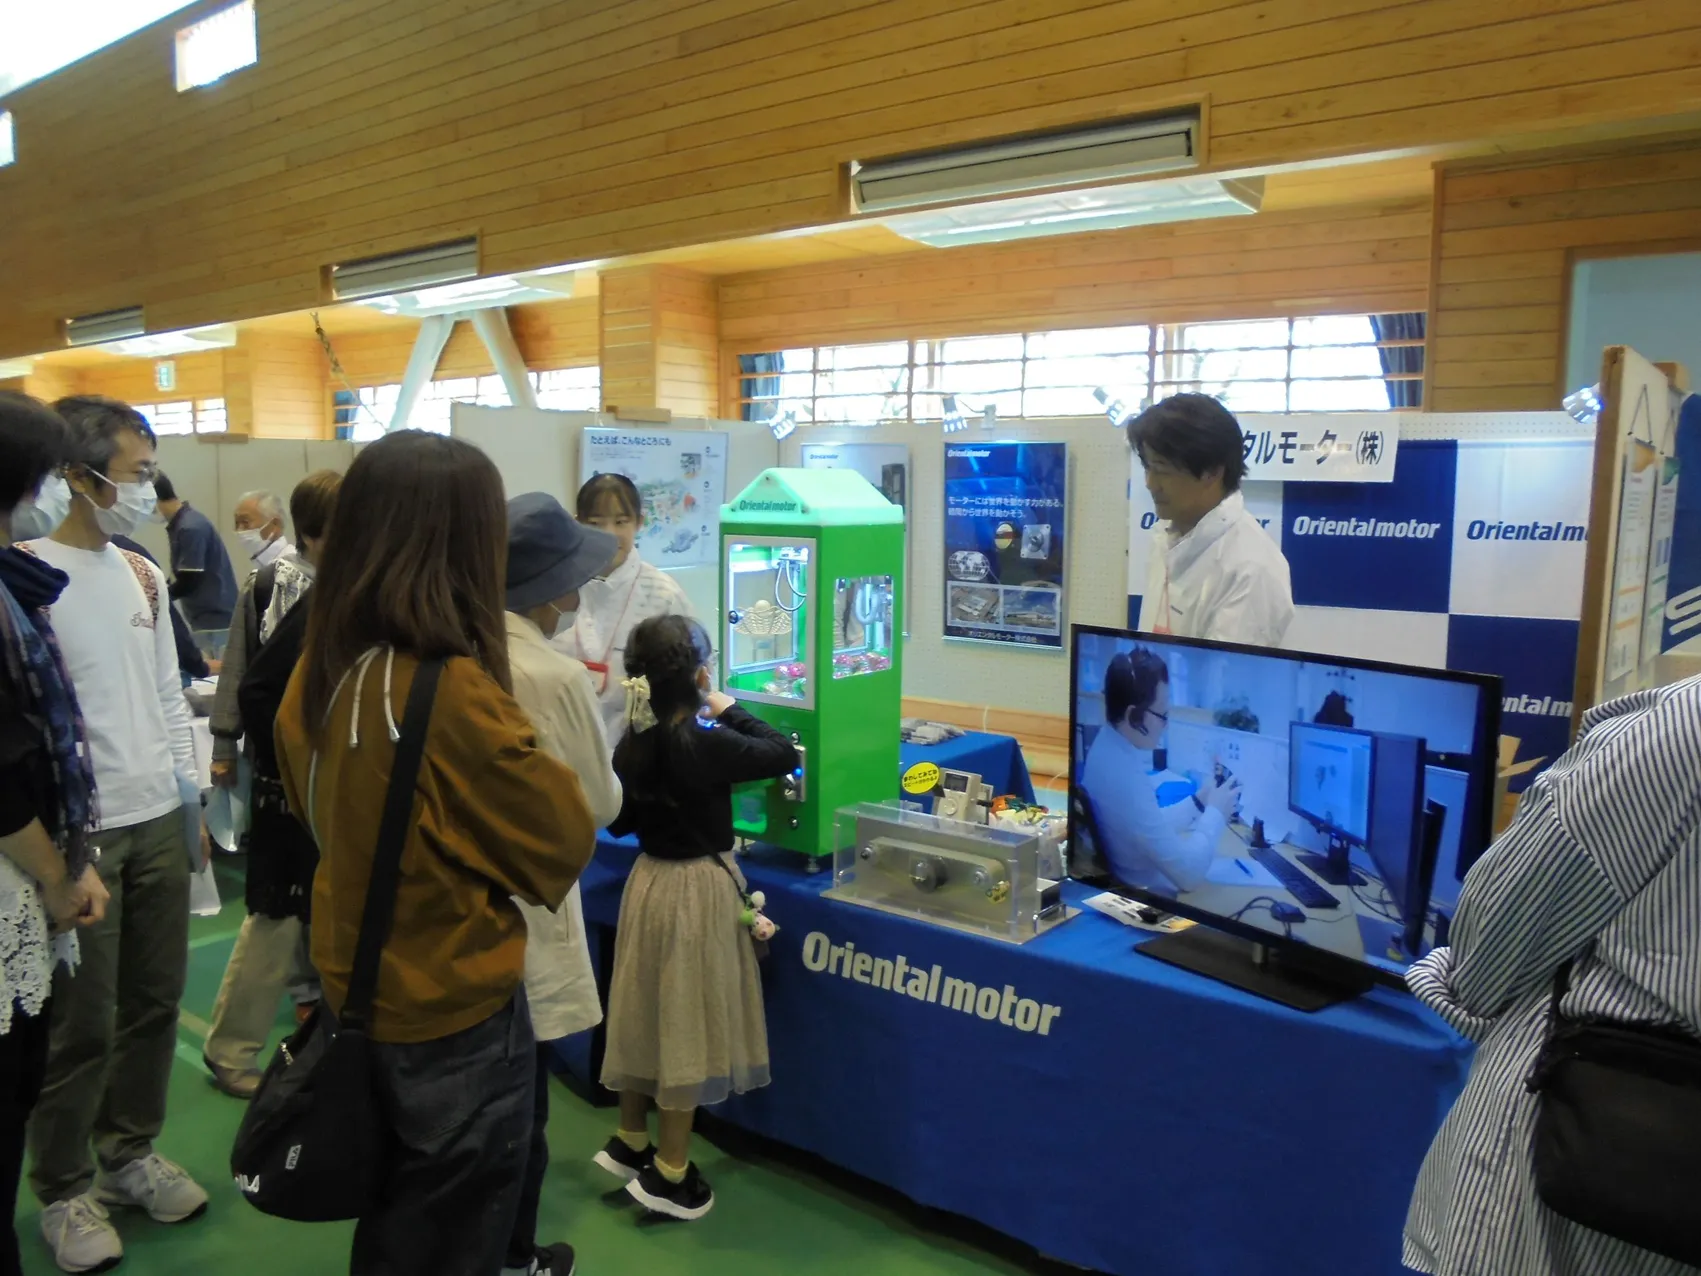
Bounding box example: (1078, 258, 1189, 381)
(1526, 957, 1701, 1266)
(230, 657, 443, 1222)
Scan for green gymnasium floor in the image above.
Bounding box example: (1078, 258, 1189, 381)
(18, 856, 1084, 1276)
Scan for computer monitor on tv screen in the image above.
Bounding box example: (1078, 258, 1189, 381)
(1069, 625, 1501, 1009)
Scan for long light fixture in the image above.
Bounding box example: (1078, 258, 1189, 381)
(851, 112, 1200, 214)
(355, 269, 580, 318)
(97, 324, 238, 359)
(329, 239, 480, 303)
(65, 306, 145, 348)
(885, 176, 1264, 248)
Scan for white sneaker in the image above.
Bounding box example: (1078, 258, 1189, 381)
(39, 1194, 122, 1274)
(95, 1153, 209, 1224)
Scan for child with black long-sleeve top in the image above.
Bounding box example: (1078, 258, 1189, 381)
(592, 614, 797, 1220)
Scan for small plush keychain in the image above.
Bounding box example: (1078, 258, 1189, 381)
(739, 889, 778, 957)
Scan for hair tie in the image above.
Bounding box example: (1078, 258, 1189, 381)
(622, 675, 658, 731)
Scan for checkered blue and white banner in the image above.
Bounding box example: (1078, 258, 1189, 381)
(1128, 433, 1595, 790)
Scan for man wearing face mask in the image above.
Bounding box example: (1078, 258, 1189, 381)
(154, 474, 238, 659)
(20, 396, 210, 1272)
(1080, 647, 1240, 895)
(501, 492, 623, 1276)
(231, 489, 289, 571)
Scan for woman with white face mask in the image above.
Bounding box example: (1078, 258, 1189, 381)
(500, 492, 623, 1276)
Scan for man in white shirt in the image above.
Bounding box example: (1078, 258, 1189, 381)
(1080, 646, 1239, 893)
(233, 489, 289, 571)
(24, 397, 209, 1271)
(1129, 394, 1294, 648)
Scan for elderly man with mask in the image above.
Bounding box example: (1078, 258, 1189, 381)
(232, 489, 289, 571)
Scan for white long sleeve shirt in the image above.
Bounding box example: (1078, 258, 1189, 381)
(553, 550, 693, 742)
(1139, 490, 1294, 648)
(1080, 725, 1224, 894)
(507, 612, 622, 1042)
(26, 539, 198, 831)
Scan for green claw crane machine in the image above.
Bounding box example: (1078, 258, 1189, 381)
(720, 468, 904, 860)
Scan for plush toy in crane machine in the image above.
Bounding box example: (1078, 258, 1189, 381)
(719, 468, 906, 862)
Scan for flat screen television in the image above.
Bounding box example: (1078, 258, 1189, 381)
(1069, 625, 1501, 1010)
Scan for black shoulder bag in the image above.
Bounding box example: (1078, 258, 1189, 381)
(230, 657, 444, 1222)
(1526, 957, 1701, 1266)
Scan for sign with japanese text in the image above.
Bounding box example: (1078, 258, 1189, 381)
(579, 428, 728, 569)
(942, 441, 1068, 649)
(1236, 413, 1400, 483)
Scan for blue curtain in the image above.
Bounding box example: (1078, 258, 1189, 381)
(739, 353, 782, 422)
(1370, 313, 1425, 408)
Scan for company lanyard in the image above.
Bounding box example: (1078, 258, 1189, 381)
(576, 566, 643, 694)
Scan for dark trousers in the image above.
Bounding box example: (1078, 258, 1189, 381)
(29, 812, 189, 1203)
(506, 1045, 554, 1268)
(0, 1004, 52, 1276)
(350, 993, 535, 1276)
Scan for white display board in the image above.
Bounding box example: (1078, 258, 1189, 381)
(799, 440, 911, 635)
(579, 428, 728, 570)
(451, 404, 779, 629)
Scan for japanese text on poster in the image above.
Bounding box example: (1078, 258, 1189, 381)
(942, 441, 1068, 649)
(1236, 413, 1400, 483)
(579, 429, 728, 570)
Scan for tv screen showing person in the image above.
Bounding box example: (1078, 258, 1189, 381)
(1070, 627, 1498, 979)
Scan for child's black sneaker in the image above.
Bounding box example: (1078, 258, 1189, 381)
(625, 1161, 714, 1221)
(592, 1137, 652, 1183)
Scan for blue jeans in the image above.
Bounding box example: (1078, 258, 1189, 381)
(350, 993, 535, 1276)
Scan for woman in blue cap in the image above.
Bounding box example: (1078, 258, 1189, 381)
(501, 492, 625, 1276)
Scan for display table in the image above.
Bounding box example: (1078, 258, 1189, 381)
(900, 730, 1036, 803)
(557, 838, 1468, 1276)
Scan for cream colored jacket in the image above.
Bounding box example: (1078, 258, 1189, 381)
(506, 612, 623, 1041)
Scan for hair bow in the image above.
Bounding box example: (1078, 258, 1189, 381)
(621, 675, 658, 731)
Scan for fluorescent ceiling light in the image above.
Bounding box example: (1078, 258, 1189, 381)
(96, 324, 237, 358)
(355, 269, 578, 319)
(0, 357, 34, 378)
(885, 176, 1265, 248)
(852, 112, 1199, 214)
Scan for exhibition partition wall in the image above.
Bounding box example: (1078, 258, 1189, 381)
(136, 436, 358, 573)
(1128, 412, 1592, 792)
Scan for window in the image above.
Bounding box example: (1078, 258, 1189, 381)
(1, 1, 198, 96)
(334, 368, 601, 442)
(739, 314, 1424, 424)
(175, 0, 256, 91)
(0, 112, 12, 167)
(136, 398, 225, 436)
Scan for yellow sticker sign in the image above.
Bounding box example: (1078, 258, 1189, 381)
(901, 762, 941, 795)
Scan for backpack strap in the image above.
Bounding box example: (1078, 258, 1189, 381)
(115, 549, 162, 625)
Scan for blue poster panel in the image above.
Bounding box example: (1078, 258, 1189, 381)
(943, 441, 1068, 648)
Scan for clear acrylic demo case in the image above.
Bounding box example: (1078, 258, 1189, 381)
(825, 803, 1075, 944)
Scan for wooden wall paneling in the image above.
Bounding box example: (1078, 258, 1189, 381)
(8, 0, 1701, 357)
(244, 331, 329, 440)
(72, 351, 227, 406)
(1427, 134, 1701, 411)
(19, 365, 86, 404)
(598, 268, 721, 414)
(719, 198, 1430, 352)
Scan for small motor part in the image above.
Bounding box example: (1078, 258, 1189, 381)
(909, 855, 945, 893)
(986, 880, 1011, 905)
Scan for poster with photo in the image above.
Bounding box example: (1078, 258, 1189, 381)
(579, 428, 728, 570)
(799, 441, 911, 636)
(942, 440, 1068, 648)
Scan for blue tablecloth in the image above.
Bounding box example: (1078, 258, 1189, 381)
(557, 837, 1470, 1276)
(900, 730, 1036, 803)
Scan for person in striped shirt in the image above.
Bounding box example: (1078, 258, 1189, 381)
(1404, 676, 1701, 1276)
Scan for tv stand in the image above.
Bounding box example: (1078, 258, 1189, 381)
(1293, 833, 1366, 887)
(1135, 927, 1377, 1011)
